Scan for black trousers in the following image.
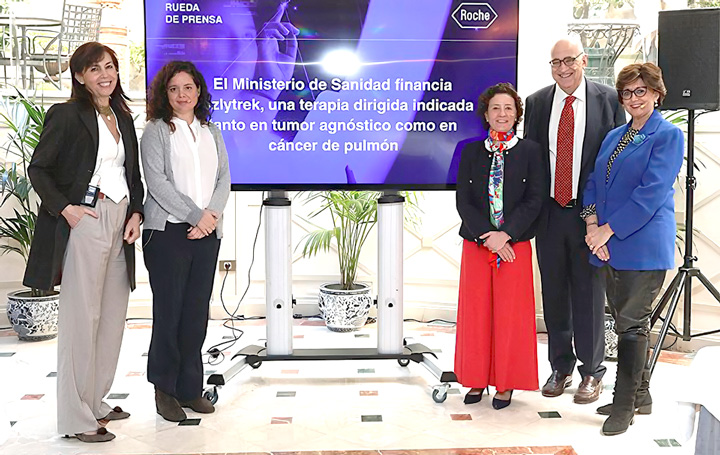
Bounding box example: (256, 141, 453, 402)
(595, 265, 666, 336)
(536, 201, 607, 379)
(143, 223, 221, 401)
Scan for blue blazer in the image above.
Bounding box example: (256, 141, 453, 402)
(583, 109, 684, 270)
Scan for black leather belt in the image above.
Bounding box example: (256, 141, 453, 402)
(556, 198, 577, 208)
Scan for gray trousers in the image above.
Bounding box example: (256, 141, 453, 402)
(57, 198, 130, 435)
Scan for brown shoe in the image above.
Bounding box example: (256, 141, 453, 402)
(101, 406, 130, 421)
(541, 371, 572, 397)
(179, 396, 215, 414)
(74, 427, 116, 443)
(155, 389, 187, 422)
(574, 376, 603, 404)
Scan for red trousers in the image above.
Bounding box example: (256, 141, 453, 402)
(454, 240, 539, 391)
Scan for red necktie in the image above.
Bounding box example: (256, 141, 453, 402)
(555, 95, 575, 207)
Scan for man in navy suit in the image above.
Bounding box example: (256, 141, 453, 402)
(524, 36, 626, 404)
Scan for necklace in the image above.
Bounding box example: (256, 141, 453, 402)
(97, 104, 113, 121)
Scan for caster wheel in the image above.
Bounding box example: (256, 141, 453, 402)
(432, 388, 447, 403)
(398, 358, 410, 367)
(203, 387, 219, 405)
(249, 360, 262, 369)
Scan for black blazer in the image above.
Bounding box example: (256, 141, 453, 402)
(523, 79, 626, 236)
(456, 138, 544, 244)
(23, 101, 144, 291)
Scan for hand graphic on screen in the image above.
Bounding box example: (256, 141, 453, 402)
(256, 2, 300, 99)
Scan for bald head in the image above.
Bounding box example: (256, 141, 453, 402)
(550, 37, 588, 95)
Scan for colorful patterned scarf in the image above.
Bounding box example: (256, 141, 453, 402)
(486, 129, 515, 228)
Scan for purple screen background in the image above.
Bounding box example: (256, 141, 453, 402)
(145, 0, 519, 189)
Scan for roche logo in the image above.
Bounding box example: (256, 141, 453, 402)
(452, 3, 498, 29)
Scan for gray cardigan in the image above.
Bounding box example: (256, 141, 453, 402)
(140, 119, 231, 238)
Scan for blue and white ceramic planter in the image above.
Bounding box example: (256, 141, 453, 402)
(318, 283, 373, 332)
(6, 290, 59, 341)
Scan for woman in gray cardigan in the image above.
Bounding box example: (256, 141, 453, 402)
(141, 61, 230, 422)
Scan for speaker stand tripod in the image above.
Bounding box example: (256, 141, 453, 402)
(648, 109, 720, 376)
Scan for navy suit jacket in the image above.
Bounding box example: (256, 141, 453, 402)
(583, 109, 684, 270)
(524, 79, 626, 236)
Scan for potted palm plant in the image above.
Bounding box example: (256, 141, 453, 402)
(0, 91, 58, 341)
(299, 191, 418, 332)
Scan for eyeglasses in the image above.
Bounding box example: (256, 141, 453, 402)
(618, 86, 648, 100)
(549, 53, 584, 68)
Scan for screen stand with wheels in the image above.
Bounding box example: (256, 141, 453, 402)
(204, 191, 457, 404)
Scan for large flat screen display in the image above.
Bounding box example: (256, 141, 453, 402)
(145, 0, 519, 189)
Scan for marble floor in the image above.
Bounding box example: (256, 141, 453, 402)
(0, 318, 701, 455)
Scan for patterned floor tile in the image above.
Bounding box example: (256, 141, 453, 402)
(178, 418, 201, 426)
(361, 415, 382, 422)
(450, 414, 472, 421)
(107, 393, 128, 399)
(359, 391, 378, 396)
(20, 394, 44, 400)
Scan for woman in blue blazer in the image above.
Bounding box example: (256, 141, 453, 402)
(582, 63, 684, 436)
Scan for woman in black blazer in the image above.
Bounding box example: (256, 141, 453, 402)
(454, 83, 544, 409)
(23, 42, 143, 443)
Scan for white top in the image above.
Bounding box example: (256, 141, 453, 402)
(167, 117, 219, 223)
(548, 77, 587, 199)
(92, 110, 128, 203)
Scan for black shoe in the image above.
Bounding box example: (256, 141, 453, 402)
(155, 388, 187, 422)
(463, 387, 487, 404)
(602, 414, 635, 435)
(492, 390, 513, 410)
(74, 427, 115, 443)
(596, 397, 652, 416)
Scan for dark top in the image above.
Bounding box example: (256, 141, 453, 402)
(456, 138, 544, 244)
(23, 101, 144, 291)
(523, 79, 626, 237)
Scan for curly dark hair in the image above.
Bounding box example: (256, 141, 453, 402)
(476, 82, 523, 131)
(146, 61, 213, 132)
(70, 42, 131, 116)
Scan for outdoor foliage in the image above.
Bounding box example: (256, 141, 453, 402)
(0, 91, 45, 291)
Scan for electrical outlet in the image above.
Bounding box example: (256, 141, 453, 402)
(219, 260, 236, 271)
